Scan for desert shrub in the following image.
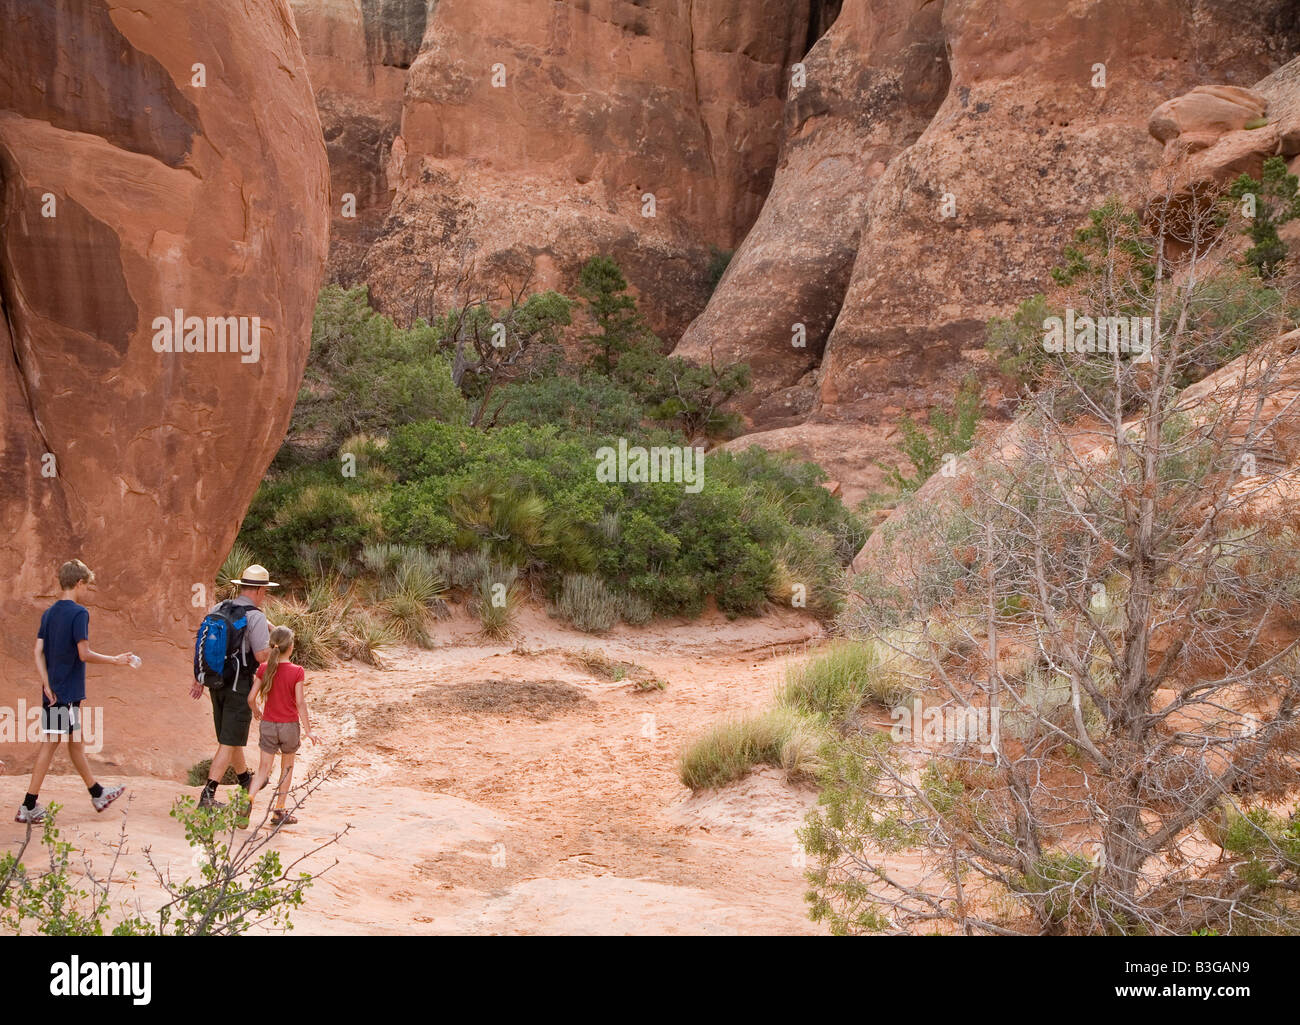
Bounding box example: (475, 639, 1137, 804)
(483, 373, 646, 436)
(1, 797, 336, 936)
(339, 610, 394, 666)
(377, 550, 446, 648)
(882, 374, 982, 494)
(609, 342, 748, 440)
(986, 293, 1057, 394)
(264, 594, 341, 670)
(616, 590, 654, 626)
(239, 286, 857, 624)
(1174, 270, 1289, 385)
(359, 542, 404, 576)
(188, 759, 239, 787)
(552, 573, 618, 632)
(1225, 155, 1300, 279)
(284, 285, 466, 461)
(768, 528, 845, 617)
(240, 467, 382, 577)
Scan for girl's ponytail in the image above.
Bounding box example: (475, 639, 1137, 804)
(259, 625, 294, 701)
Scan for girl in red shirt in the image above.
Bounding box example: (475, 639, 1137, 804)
(246, 625, 317, 827)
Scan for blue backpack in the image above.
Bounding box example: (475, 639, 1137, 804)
(193, 600, 251, 690)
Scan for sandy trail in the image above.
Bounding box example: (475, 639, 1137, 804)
(2, 606, 828, 935)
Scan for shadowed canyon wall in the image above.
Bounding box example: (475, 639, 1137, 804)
(293, 0, 838, 337)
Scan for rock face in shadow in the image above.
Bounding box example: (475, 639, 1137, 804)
(0, 0, 329, 694)
(673, 0, 949, 426)
(296, 0, 832, 337)
(290, 0, 419, 285)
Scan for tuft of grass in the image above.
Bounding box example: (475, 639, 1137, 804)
(360, 542, 403, 576)
(616, 590, 654, 626)
(552, 573, 618, 633)
(678, 707, 824, 790)
(265, 593, 343, 670)
(187, 758, 238, 787)
(780, 639, 916, 723)
(444, 549, 495, 590)
(474, 563, 520, 640)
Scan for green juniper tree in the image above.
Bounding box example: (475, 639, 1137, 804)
(1227, 155, 1300, 280)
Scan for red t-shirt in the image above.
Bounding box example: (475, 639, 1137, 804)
(254, 661, 306, 723)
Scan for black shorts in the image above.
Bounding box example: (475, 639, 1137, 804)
(42, 702, 81, 735)
(210, 684, 252, 747)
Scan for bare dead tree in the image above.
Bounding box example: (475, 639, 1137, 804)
(808, 180, 1300, 935)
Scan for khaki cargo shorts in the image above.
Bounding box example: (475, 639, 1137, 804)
(259, 720, 301, 755)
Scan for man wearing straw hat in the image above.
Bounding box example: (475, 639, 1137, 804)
(189, 564, 277, 808)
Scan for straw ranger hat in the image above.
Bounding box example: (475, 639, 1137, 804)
(230, 564, 280, 589)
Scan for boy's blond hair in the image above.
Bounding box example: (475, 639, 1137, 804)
(58, 559, 94, 591)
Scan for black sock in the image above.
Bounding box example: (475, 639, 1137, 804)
(203, 779, 219, 797)
(88, 783, 103, 799)
(237, 771, 252, 791)
(23, 793, 37, 810)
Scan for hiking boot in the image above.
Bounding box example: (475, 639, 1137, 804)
(197, 789, 225, 810)
(14, 804, 46, 824)
(91, 785, 125, 813)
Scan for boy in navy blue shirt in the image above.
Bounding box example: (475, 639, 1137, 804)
(15, 559, 137, 824)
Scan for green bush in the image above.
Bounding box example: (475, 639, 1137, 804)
(285, 285, 466, 460)
(238, 275, 858, 625)
(482, 373, 646, 436)
(882, 375, 982, 494)
(1226, 156, 1300, 280)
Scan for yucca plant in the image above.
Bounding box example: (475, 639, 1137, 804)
(215, 542, 257, 603)
(264, 595, 338, 670)
(376, 547, 448, 646)
(341, 610, 395, 667)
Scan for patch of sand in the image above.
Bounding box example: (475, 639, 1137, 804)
(2, 604, 829, 935)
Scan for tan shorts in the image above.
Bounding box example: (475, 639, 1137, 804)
(259, 720, 301, 755)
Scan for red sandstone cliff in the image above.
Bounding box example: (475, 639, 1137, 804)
(0, 0, 330, 769)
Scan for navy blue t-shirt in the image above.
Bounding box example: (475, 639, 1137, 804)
(37, 600, 90, 705)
